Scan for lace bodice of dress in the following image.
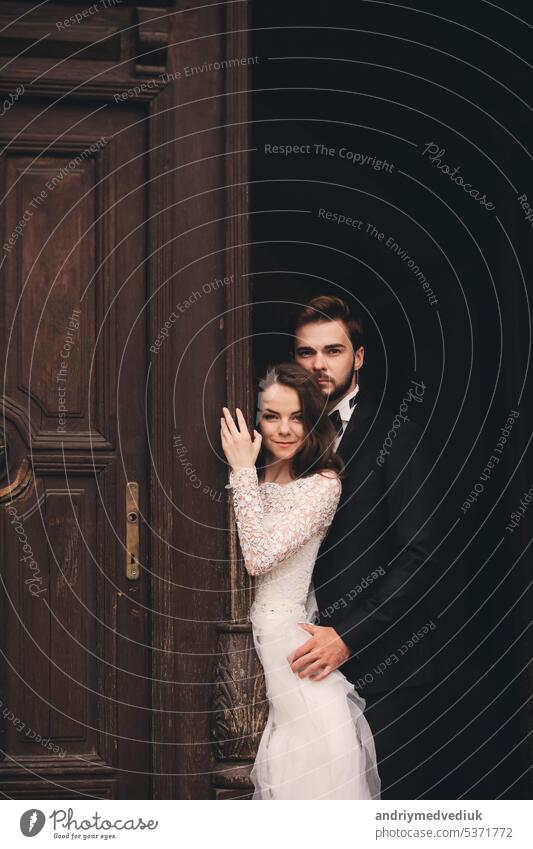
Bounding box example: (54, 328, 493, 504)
(227, 467, 341, 617)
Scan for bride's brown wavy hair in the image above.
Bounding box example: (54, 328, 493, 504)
(255, 362, 345, 482)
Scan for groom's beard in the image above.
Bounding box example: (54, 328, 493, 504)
(317, 359, 356, 407)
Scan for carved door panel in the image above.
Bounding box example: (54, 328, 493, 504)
(0, 101, 151, 799)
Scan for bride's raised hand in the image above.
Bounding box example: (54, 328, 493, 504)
(220, 407, 262, 471)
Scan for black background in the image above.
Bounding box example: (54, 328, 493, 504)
(250, 0, 533, 799)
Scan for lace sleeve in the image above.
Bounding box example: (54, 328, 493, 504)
(228, 467, 341, 576)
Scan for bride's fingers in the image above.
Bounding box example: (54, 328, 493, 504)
(221, 408, 237, 435)
(220, 431, 233, 463)
(252, 431, 262, 458)
(222, 407, 239, 436)
(220, 419, 232, 445)
(235, 408, 250, 437)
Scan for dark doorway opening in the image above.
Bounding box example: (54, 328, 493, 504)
(249, 2, 532, 799)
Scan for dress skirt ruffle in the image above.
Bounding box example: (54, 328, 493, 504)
(249, 604, 381, 800)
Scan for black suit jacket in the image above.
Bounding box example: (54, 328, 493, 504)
(313, 389, 438, 694)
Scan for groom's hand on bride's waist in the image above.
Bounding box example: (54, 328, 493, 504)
(287, 623, 351, 682)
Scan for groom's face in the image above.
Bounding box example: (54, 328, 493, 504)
(294, 319, 364, 406)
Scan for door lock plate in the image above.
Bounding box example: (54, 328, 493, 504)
(126, 482, 141, 580)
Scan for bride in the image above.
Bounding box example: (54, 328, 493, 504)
(220, 362, 381, 800)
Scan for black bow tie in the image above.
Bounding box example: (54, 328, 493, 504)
(329, 393, 358, 437)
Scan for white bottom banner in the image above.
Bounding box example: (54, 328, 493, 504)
(2, 799, 531, 848)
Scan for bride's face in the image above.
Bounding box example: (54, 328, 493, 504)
(257, 383, 305, 462)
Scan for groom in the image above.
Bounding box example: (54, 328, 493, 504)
(286, 295, 439, 799)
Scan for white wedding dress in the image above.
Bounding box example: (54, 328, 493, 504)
(228, 467, 381, 800)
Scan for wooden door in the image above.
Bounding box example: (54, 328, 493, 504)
(0, 0, 254, 800)
(0, 95, 154, 800)
(0, 0, 171, 799)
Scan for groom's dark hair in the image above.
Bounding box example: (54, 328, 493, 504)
(291, 295, 364, 352)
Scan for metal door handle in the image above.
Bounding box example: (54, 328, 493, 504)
(126, 481, 141, 580)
